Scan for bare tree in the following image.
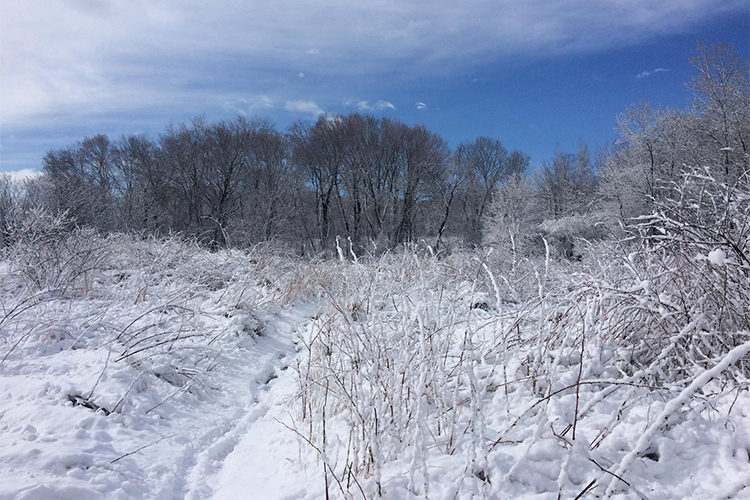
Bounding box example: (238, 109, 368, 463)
(38, 113, 530, 253)
(455, 137, 528, 244)
(201, 118, 257, 246)
(535, 142, 596, 220)
(688, 41, 750, 179)
(393, 124, 447, 245)
(111, 134, 159, 232)
(240, 121, 296, 243)
(290, 117, 345, 251)
(42, 134, 119, 230)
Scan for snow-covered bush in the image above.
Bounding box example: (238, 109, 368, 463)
(538, 213, 607, 260)
(628, 165, 750, 375)
(293, 164, 750, 498)
(528, 164, 750, 394)
(294, 251, 546, 497)
(4, 208, 113, 295)
(508, 164, 750, 496)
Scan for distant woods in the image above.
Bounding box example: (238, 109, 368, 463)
(7, 42, 749, 257)
(34, 114, 530, 254)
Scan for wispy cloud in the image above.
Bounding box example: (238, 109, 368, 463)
(224, 101, 249, 116)
(251, 95, 275, 111)
(376, 100, 396, 111)
(355, 100, 396, 111)
(223, 95, 274, 115)
(637, 67, 670, 79)
(415, 102, 428, 111)
(1, 0, 743, 129)
(284, 100, 324, 116)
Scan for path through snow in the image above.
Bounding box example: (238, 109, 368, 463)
(0, 280, 321, 500)
(184, 302, 322, 500)
(207, 355, 319, 500)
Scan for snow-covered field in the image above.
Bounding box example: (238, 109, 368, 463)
(1, 232, 749, 499)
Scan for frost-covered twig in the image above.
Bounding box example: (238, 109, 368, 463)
(605, 338, 750, 497)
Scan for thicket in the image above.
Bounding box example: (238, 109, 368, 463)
(288, 157, 750, 497)
(280, 42, 750, 498)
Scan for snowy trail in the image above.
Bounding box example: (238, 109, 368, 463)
(0, 258, 325, 500)
(207, 356, 319, 500)
(183, 302, 322, 500)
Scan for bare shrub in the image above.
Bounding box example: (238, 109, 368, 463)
(293, 165, 750, 498)
(6, 208, 113, 295)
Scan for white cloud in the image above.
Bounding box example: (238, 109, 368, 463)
(250, 95, 275, 111)
(223, 95, 274, 115)
(224, 99, 249, 115)
(355, 100, 396, 112)
(3, 169, 42, 183)
(284, 100, 324, 116)
(0, 0, 744, 129)
(375, 100, 396, 110)
(637, 67, 670, 79)
(356, 101, 372, 111)
(415, 102, 428, 111)
(298, 72, 305, 78)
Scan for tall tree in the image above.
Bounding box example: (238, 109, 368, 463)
(241, 121, 296, 243)
(688, 41, 750, 179)
(535, 142, 597, 220)
(455, 137, 528, 244)
(111, 134, 159, 232)
(42, 134, 118, 230)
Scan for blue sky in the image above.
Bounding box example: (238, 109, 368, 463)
(1, 0, 748, 176)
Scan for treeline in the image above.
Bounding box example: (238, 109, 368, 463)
(4, 42, 748, 258)
(32, 114, 531, 254)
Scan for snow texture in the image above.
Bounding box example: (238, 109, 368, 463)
(1, 237, 749, 499)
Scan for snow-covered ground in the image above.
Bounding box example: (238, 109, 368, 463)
(0, 236, 317, 499)
(1, 236, 749, 499)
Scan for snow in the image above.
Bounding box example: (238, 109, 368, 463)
(708, 248, 726, 266)
(209, 367, 320, 500)
(1, 237, 749, 499)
